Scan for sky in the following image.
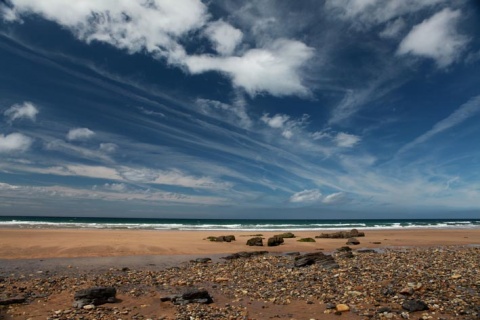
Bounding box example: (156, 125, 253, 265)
(1, 0, 480, 219)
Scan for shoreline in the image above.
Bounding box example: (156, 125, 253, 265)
(0, 228, 478, 260)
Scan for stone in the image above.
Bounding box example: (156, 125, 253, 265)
(208, 235, 236, 242)
(402, 300, 429, 312)
(192, 258, 212, 263)
(346, 237, 360, 245)
(294, 252, 339, 269)
(0, 296, 26, 305)
(73, 286, 116, 308)
(316, 229, 365, 239)
(162, 288, 213, 305)
(336, 304, 350, 312)
(399, 287, 414, 296)
(275, 232, 296, 238)
(221, 251, 268, 259)
(246, 237, 263, 246)
(267, 236, 284, 247)
(297, 238, 316, 242)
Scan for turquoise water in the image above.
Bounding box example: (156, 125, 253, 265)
(0, 216, 479, 231)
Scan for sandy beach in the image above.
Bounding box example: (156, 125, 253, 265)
(0, 228, 479, 320)
(0, 228, 478, 259)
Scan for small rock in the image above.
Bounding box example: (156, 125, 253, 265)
(336, 304, 350, 312)
(346, 237, 360, 245)
(402, 300, 429, 312)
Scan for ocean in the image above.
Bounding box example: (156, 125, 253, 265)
(0, 216, 479, 231)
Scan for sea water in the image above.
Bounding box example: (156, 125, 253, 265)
(0, 216, 478, 231)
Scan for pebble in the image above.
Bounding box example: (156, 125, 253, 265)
(1, 246, 479, 319)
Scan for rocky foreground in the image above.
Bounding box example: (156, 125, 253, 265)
(0, 246, 479, 320)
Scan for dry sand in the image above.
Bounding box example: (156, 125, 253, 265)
(0, 228, 478, 259)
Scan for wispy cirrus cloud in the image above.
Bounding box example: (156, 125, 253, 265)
(399, 95, 480, 154)
(0, 181, 228, 205)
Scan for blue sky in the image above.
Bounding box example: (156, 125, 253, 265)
(1, 0, 480, 219)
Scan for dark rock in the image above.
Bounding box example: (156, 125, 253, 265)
(221, 251, 268, 260)
(402, 299, 429, 312)
(162, 288, 213, 305)
(275, 232, 296, 238)
(377, 306, 392, 313)
(357, 249, 376, 253)
(0, 296, 26, 305)
(326, 302, 336, 309)
(316, 229, 365, 239)
(267, 236, 284, 247)
(191, 257, 212, 263)
(382, 285, 395, 297)
(285, 252, 300, 256)
(297, 238, 316, 242)
(246, 237, 263, 246)
(346, 237, 360, 245)
(208, 235, 236, 242)
(334, 246, 354, 258)
(294, 252, 339, 269)
(73, 287, 116, 308)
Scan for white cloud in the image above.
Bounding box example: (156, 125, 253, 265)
(379, 18, 406, 39)
(334, 132, 361, 148)
(0, 182, 227, 205)
(397, 8, 469, 68)
(4, 101, 39, 123)
(196, 98, 252, 129)
(399, 95, 480, 154)
(45, 140, 112, 162)
(205, 20, 243, 56)
(0, 133, 33, 153)
(261, 113, 290, 129)
(323, 192, 346, 204)
(311, 131, 331, 141)
(67, 128, 95, 141)
(261, 113, 310, 139)
(101, 183, 128, 192)
(99, 143, 118, 153)
(3, 1, 313, 98)
(4, 0, 208, 56)
(290, 189, 322, 203)
(185, 39, 314, 97)
(325, 0, 445, 26)
(119, 167, 232, 190)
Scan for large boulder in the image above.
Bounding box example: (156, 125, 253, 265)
(73, 287, 116, 308)
(267, 236, 284, 247)
(294, 252, 339, 269)
(316, 229, 365, 239)
(207, 235, 236, 242)
(275, 232, 296, 238)
(246, 237, 263, 246)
